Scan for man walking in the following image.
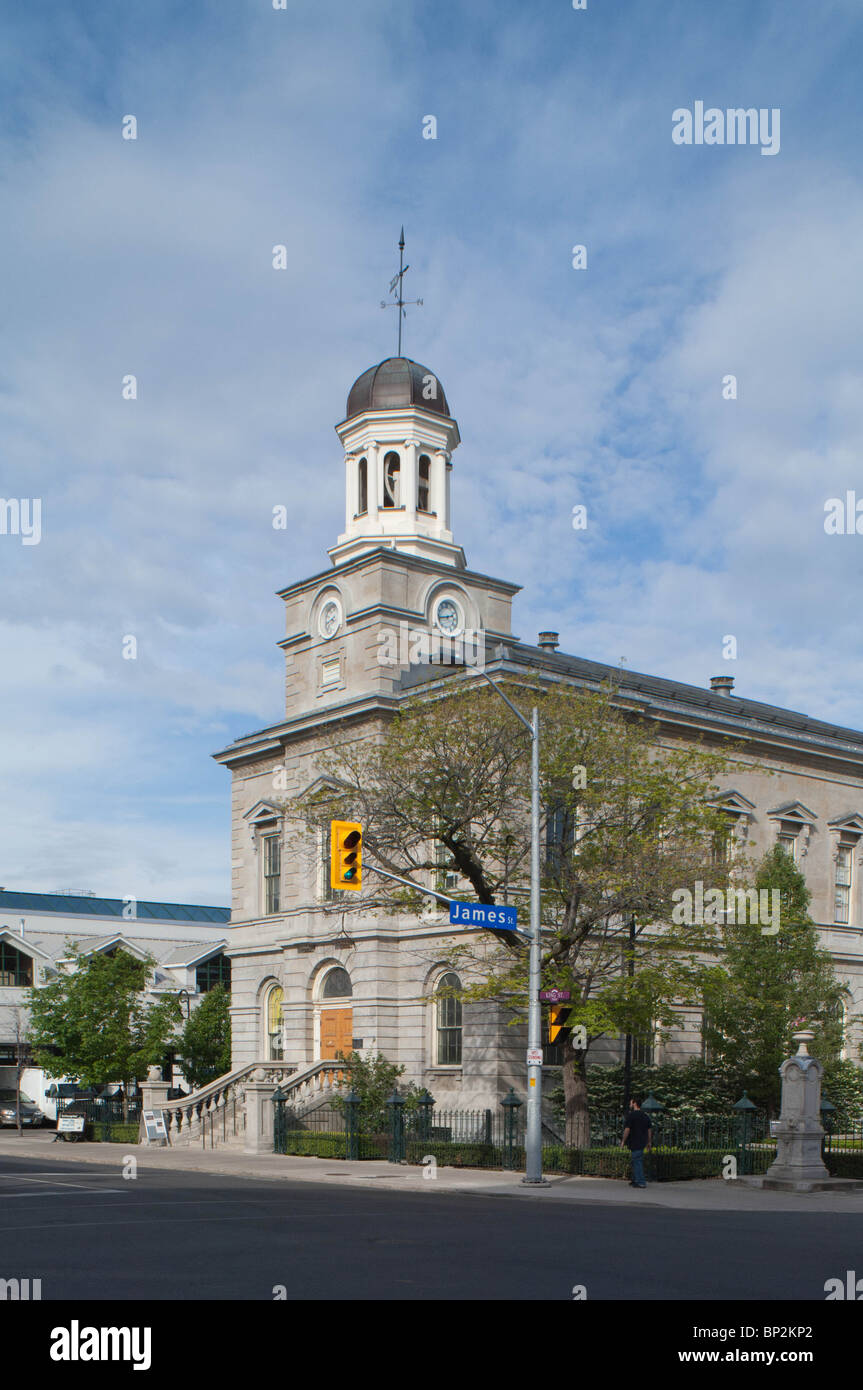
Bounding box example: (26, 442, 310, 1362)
(621, 1096, 652, 1188)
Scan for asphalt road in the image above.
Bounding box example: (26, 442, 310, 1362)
(0, 1151, 860, 1301)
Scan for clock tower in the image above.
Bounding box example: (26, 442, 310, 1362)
(273, 355, 521, 723)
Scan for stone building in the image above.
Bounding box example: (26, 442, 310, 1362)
(214, 355, 863, 1108)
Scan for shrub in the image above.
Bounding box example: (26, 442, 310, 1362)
(279, 1131, 347, 1159)
(84, 1122, 141, 1144)
(405, 1140, 498, 1168)
(824, 1151, 863, 1180)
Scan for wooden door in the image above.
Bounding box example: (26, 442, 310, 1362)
(321, 1008, 353, 1060)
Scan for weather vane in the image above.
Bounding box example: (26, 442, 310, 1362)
(381, 226, 423, 357)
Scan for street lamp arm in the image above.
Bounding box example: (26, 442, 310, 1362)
(476, 670, 535, 735)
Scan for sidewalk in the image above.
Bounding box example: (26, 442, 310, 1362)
(2, 1130, 863, 1211)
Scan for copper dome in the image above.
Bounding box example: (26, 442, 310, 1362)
(345, 357, 450, 421)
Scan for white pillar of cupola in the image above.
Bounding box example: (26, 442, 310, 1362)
(366, 442, 381, 521)
(344, 455, 356, 530)
(403, 439, 419, 518)
(432, 451, 448, 526)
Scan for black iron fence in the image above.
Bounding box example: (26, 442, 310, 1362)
(272, 1085, 809, 1179)
(822, 1123, 863, 1178)
(56, 1093, 142, 1142)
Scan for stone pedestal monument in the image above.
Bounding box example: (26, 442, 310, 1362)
(761, 1030, 863, 1193)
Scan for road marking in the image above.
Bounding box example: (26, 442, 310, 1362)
(0, 1174, 127, 1190)
(4, 1188, 126, 1198)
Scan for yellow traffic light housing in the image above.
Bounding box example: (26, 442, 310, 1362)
(330, 820, 362, 891)
(548, 1004, 572, 1045)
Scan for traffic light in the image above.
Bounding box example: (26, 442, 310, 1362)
(548, 1003, 572, 1045)
(330, 820, 362, 891)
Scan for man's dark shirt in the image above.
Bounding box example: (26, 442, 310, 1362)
(624, 1108, 652, 1151)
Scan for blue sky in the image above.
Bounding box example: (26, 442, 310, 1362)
(1, 0, 862, 903)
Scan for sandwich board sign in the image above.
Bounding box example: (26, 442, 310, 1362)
(57, 1114, 85, 1134)
(142, 1109, 169, 1145)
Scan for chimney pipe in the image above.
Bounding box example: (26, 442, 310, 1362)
(710, 675, 735, 696)
(538, 631, 559, 652)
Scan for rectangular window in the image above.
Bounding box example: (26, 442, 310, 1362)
(545, 802, 575, 872)
(632, 1034, 654, 1067)
(263, 834, 281, 915)
(434, 845, 458, 896)
(712, 815, 735, 866)
(777, 832, 797, 862)
(834, 843, 853, 925)
(321, 657, 340, 687)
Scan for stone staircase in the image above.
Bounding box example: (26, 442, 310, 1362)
(150, 1058, 346, 1151)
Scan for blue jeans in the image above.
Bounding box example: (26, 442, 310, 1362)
(630, 1148, 647, 1186)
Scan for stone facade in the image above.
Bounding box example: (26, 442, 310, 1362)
(214, 354, 863, 1109)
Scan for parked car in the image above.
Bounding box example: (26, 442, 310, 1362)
(0, 1088, 44, 1128)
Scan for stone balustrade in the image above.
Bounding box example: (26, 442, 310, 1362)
(143, 1059, 345, 1150)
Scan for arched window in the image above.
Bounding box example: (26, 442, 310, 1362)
(382, 452, 400, 508)
(322, 967, 352, 999)
(435, 972, 462, 1065)
(266, 985, 284, 1060)
(358, 457, 368, 515)
(418, 455, 431, 511)
(0, 941, 32, 987)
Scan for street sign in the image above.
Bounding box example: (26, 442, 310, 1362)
(449, 901, 518, 930)
(539, 988, 571, 1002)
(526, 1048, 544, 1066)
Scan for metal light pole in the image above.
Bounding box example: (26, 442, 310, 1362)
(476, 673, 545, 1185)
(524, 705, 545, 1184)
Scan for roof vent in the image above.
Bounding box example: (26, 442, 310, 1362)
(538, 631, 560, 651)
(710, 675, 735, 696)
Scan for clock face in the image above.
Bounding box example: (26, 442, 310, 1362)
(320, 601, 341, 638)
(435, 598, 461, 635)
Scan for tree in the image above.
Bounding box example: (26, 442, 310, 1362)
(289, 679, 737, 1145)
(700, 847, 851, 1114)
(175, 984, 232, 1090)
(28, 946, 182, 1093)
(331, 1051, 422, 1133)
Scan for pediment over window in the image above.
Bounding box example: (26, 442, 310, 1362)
(0, 930, 51, 963)
(711, 790, 756, 815)
(243, 800, 284, 829)
(766, 801, 817, 825)
(75, 934, 148, 962)
(300, 775, 345, 800)
(828, 812, 863, 837)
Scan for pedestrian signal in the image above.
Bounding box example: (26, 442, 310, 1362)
(548, 1003, 572, 1045)
(331, 821, 362, 891)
